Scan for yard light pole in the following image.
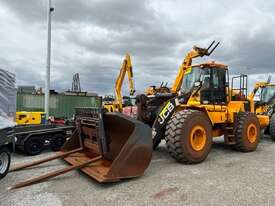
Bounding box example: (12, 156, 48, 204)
(45, 0, 54, 119)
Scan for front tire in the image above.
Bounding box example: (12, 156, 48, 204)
(234, 112, 260, 152)
(165, 110, 212, 164)
(0, 147, 11, 179)
(270, 113, 275, 140)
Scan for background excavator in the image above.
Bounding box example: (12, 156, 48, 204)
(249, 75, 275, 139)
(145, 82, 170, 96)
(136, 41, 220, 127)
(151, 61, 269, 162)
(103, 54, 135, 113)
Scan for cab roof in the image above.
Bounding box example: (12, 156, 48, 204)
(192, 61, 228, 69)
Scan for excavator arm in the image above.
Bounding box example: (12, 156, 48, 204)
(114, 54, 135, 112)
(171, 41, 220, 93)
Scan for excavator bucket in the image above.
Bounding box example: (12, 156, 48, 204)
(62, 108, 152, 182)
(9, 107, 152, 189)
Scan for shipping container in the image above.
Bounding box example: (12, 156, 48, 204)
(16, 93, 101, 118)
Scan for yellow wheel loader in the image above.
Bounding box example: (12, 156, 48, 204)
(151, 62, 269, 163)
(249, 76, 275, 139)
(103, 54, 135, 113)
(136, 41, 220, 127)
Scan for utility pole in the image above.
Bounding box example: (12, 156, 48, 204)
(45, 0, 54, 119)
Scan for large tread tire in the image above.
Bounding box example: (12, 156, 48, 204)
(165, 110, 212, 164)
(234, 112, 260, 152)
(0, 147, 11, 179)
(24, 136, 45, 156)
(270, 113, 275, 140)
(50, 133, 66, 151)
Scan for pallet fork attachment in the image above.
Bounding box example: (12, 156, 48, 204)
(9, 108, 152, 189)
(9, 155, 102, 190)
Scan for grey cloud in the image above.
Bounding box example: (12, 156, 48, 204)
(0, 0, 275, 96)
(2, 0, 155, 29)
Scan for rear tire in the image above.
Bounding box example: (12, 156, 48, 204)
(50, 133, 66, 151)
(270, 113, 275, 140)
(0, 147, 11, 179)
(165, 110, 212, 164)
(24, 136, 44, 156)
(234, 112, 260, 152)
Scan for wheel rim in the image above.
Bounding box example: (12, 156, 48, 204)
(0, 152, 9, 174)
(55, 138, 64, 147)
(247, 123, 257, 143)
(30, 142, 40, 152)
(190, 125, 207, 151)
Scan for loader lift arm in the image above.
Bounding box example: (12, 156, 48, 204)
(114, 54, 135, 112)
(171, 41, 220, 93)
(136, 41, 220, 126)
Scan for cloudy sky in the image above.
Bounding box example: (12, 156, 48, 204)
(0, 0, 274, 95)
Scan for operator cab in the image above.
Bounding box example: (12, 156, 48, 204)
(260, 85, 275, 104)
(181, 62, 229, 105)
(103, 95, 115, 104)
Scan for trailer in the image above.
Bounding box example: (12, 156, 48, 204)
(15, 124, 75, 155)
(0, 127, 15, 179)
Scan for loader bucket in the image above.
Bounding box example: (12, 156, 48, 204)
(62, 109, 152, 182)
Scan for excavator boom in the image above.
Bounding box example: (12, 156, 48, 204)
(104, 54, 135, 113)
(115, 54, 135, 112)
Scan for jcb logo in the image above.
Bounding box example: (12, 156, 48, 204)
(158, 102, 174, 125)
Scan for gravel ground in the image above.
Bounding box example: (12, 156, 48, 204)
(1, 136, 275, 206)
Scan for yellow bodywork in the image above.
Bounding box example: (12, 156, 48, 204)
(103, 104, 116, 113)
(184, 93, 269, 129)
(145, 85, 170, 96)
(16, 111, 46, 125)
(178, 101, 269, 138)
(256, 115, 270, 128)
(103, 54, 135, 113)
(255, 105, 269, 115)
